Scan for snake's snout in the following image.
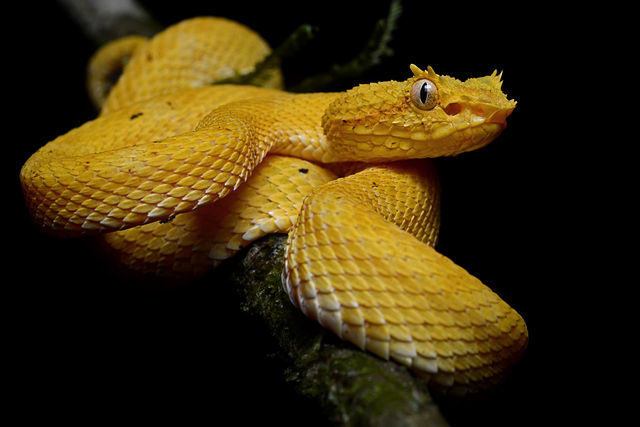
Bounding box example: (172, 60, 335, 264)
(486, 106, 515, 126)
(466, 102, 515, 127)
(435, 66, 517, 131)
(438, 99, 515, 143)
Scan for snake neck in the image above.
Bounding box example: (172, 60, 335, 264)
(204, 91, 341, 164)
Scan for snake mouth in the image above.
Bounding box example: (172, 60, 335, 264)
(443, 101, 515, 127)
(403, 100, 516, 157)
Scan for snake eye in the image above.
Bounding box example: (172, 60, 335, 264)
(411, 79, 438, 110)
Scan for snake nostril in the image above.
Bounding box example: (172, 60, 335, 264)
(443, 103, 462, 116)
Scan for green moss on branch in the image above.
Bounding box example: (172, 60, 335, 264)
(225, 234, 449, 427)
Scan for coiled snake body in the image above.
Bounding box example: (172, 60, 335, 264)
(20, 17, 527, 391)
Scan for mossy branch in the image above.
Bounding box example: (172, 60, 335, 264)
(213, 0, 403, 92)
(289, 0, 403, 92)
(225, 234, 449, 427)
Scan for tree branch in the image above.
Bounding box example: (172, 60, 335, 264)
(225, 234, 449, 426)
(289, 0, 402, 92)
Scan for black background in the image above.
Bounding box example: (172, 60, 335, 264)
(6, 1, 598, 425)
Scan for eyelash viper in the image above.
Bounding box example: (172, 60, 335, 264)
(19, 16, 527, 392)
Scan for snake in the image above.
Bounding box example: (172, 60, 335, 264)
(20, 17, 528, 392)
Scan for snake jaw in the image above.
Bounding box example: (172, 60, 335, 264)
(322, 65, 516, 161)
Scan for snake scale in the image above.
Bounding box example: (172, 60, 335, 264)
(20, 17, 527, 392)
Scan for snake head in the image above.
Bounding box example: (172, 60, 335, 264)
(322, 64, 517, 162)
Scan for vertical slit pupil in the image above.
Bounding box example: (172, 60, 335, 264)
(420, 83, 429, 104)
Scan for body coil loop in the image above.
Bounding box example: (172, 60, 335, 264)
(20, 16, 526, 392)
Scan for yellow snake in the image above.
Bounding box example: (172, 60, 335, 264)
(20, 17, 527, 391)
